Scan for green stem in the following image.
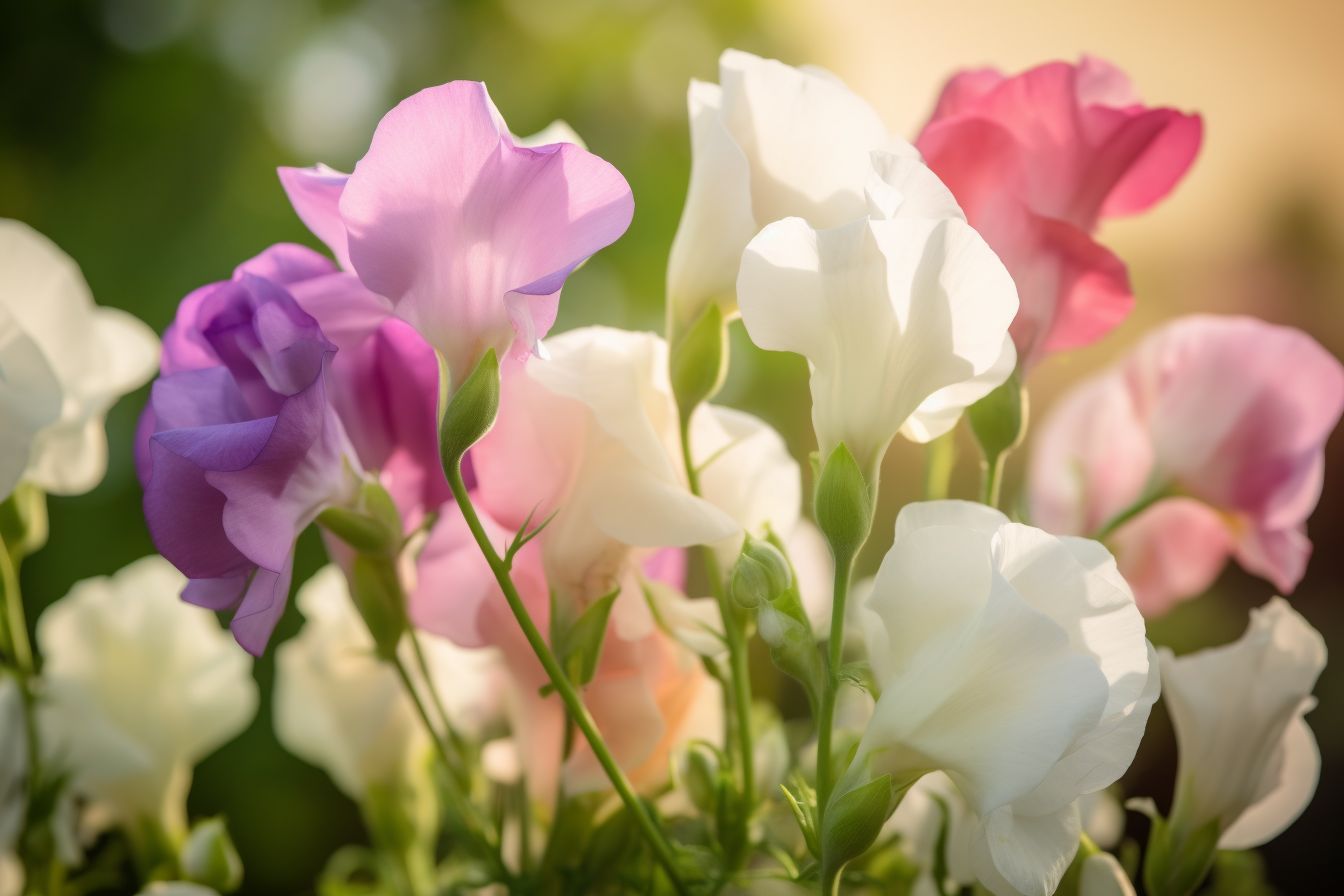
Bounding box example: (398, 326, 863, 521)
(445, 464, 690, 896)
(680, 421, 755, 840)
(388, 651, 504, 881)
(814, 549, 855, 829)
(923, 431, 957, 501)
(980, 452, 1007, 508)
(0, 536, 33, 675)
(1092, 483, 1171, 540)
(406, 629, 468, 761)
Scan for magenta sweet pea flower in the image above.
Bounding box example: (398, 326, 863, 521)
(917, 56, 1202, 366)
(278, 81, 635, 389)
(139, 254, 359, 654)
(1028, 315, 1344, 615)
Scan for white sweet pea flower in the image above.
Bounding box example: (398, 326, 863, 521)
(0, 219, 158, 499)
(666, 49, 919, 332)
(275, 565, 502, 799)
(475, 326, 739, 626)
(858, 501, 1156, 896)
(738, 209, 1018, 476)
(1161, 597, 1325, 850)
(1079, 852, 1137, 896)
(36, 556, 257, 835)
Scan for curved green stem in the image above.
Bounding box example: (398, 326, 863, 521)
(445, 464, 690, 896)
(814, 549, 855, 827)
(1092, 483, 1172, 540)
(680, 421, 755, 840)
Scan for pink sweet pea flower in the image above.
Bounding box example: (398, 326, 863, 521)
(1029, 315, 1344, 615)
(917, 57, 1202, 366)
(279, 81, 634, 389)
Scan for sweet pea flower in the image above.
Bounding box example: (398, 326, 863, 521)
(36, 556, 257, 835)
(737, 201, 1018, 477)
(139, 251, 362, 654)
(666, 49, 919, 333)
(0, 219, 158, 499)
(275, 566, 502, 800)
(858, 502, 1156, 896)
(1029, 315, 1344, 615)
(472, 326, 739, 616)
(916, 57, 1202, 366)
(1161, 598, 1325, 850)
(279, 81, 634, 389)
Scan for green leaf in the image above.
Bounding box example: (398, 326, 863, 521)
(669, 302, 728, 425)
(439, 348, 501, 469)
(966, 370, 1025, 465)
(836, 661, 877, 697)
(814, 442, 874, 562)
(349, 554, 407, 660)
(821, 773, 898, 885)
(782, 775, 821, 859)
(181, 817, 244, 893)
(555, 588, 620, 686)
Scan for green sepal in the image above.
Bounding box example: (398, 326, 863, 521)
(180, 817, 244, 893)
(669, 303, 728, 426)
(317, 507, 395, 555)
(349, 554, 407, 660)
(820, 773, 898, 887)
(814, 443, 874, 563)
(1143, 812, 1221, 896)
(439, 348, 501, 470)
(782, 773, 821, 859)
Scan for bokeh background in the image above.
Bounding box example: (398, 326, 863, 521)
(3, 0, 1341, 892)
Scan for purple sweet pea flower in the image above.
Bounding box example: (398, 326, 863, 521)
(140, 244, 454, 654)
(278, 80, 635, 389)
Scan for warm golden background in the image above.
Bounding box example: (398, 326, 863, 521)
(3, 1, 1339, 892)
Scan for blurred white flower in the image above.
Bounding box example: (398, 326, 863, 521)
(36, 556, 256, 834)
(1161, 597, 1325, 849)
(0, 219, 158, 499)
(666, 49, 916, 332)
(1079, 851, 1136, 896)
(0, 852, 21, 896)
(135, 883, 219, 896)
(859, 501, 1156, 896)
(737, 210, 1017, 477)
(275, 565, 502, 800)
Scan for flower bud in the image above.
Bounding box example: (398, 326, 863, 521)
(180, 818, 243, 893)
(729, 534, 793, 609)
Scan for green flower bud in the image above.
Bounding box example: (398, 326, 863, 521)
(729, 534, 793, 609)
(180, 817, 243, 893)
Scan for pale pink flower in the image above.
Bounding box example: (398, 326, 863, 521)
(1029, 315, 1344, 615)
(917, 57, 1202, 366)
(279, 81, 634, 389)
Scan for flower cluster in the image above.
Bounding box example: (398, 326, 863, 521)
(0, 43, 1336, 896)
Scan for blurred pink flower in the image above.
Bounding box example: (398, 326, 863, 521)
(1029, 315, 1344, 615)
(917, 57, 1202, 366)
(279, 81, 634, 389)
